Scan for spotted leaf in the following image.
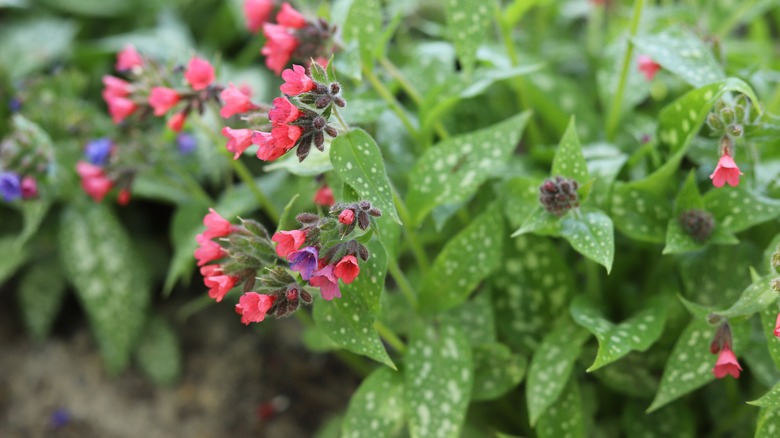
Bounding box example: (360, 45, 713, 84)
(536, 376, 586, 438)
(715, 273, 776, 320)
(760, 305, 780, 369)
(756, 408, 780, 438)
(443, 290, 496, 345)
(342, 0, 382, 65)
(552, 117, 589, 186)
(404, 322, 473, 438)
(342, 367, 405, 438)
(471, 342, 527, 401)
(17, 259, 66, 339)
(632, 27, 725, 87)
(443, 0, 494, 75)
(703, 186, 780, 234)
(559, 208, 614, 273)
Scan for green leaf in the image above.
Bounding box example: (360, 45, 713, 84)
(0, 18, 77, 79)
(443, 290, 496, 345)
(134, 315, 181, 386)
(570, 296, 667, 371)
(510, 205, 560, 237)
(471, 343, 527, 401)
(276, 193, 301, 233)
(703, 186, 780, 234)
(502, 177, 543, 230)
(15, 200, 50, 247)
(526, 318, 590, 425)
(621, 402, 695, 438)
(313, 240, 394, 368)
(404, 322, 473, 438)
(443, 0, 494, 75)
(331, 129, 400, 224)
(0, 236, 28, 285)
(760, 305, 780, 369)
(418, 205, 504, 313)
(406, 112, 531, 225)
(658, 78, 760, 153)
(632, 27, 725, 87)
(264, 141, 333, 176)
(17, 260, 66, 339)
(536, 376, 586, 438)
(342, 367, 405, 438)
(552, 117, 589, 184)
(559, 209, 614, 272)
(715, 274, 776, 320)
(59, 203, 150, 373)
(647, 319, 715, 413)
(342, 0, 382, 65)
(590, 352, 658, 399)
(756, 408, 780, 438)
(301, 325, 339, 352)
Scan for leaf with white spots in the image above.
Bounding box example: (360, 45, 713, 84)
(658, 78, 760, 153)
(590, 352, 658, 399)
(406, 112, 531, 226)
(134, 315, 181, 386)
(331, 129, 401, 225)
(16, 199, 50, 247)
(0, 236, 28, 285)
(559, 208, 614, 273)
(404, 322, 473, 438)
(342, 0, 382, 65)
(750, 382, 780, 409)
(59, 203, 151, 373)
(418, 204, 504, 314)
(703, 186, 780, 234)
(536, 376, 586, 438)
(647, 319, 715, 413)
(632, 27, 725, 87)
(313, 240, 394, 368)
(342, 367, 405, 438)
(678, 243, 758, 308)
(760, 305, 780, 369)
(510, 206, 560, 237)
(526, 317, 590, 425)
(471, 342, 527, 401)
(621, 402, 696, 438)
(492, 235, 575, 353)
(570, 296, 667, 371)
(715, 274, 776, 320)
(552, 117, 589, 185)
(443, 290, 496, 345)
(443, 0, 494, 75)
(17, 259, 66, 339)
(502, 177, 542, 230)
(756, 408, 780, 438)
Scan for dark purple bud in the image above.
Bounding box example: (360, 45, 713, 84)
(358, 201, 371, 211)
(312, 115, 327, 130)
(357, 211, 370, 230)
(334, 97, 346, 108)
(368, 207, 381, 217)
(300, 290, 313, 304)
(324, 125, 338, 138)
(314, 131, 325, 151)
(296, 212, 320, 224)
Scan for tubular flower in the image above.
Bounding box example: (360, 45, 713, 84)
(205, 274, 239, 302)
(334, 255, 359, 284)
(280, 64, 315, 96)
(203, 208, 233, 239)
(268, 97, 301, 125)
(272, 229, 307, 258)
(313, 185, 335, 207)
(222, 127, 256, 159)
(76, 161, 114, 202)
(288, 246, 318, 280)
(115, 44, 144, 71)
(262, 23, 299, 75)
(219, 83, 258, 118)
(149, 87, 181, 116)
(235, 292, 276, 325)
(243, 0, 274, 33)
(253, 131, 288, 161)
(709, 152, 742, 188)
(712, 345, 742, 379)
(106, 96, 138, 125)
(184, 57, 215, 91)
(0, 172, 22, 202)
(194, 233, 226, 267)
(276, 2, 306, 28)
(167, 111, 187, 132)
(309, 264, 341, 300)
(101, 75, 132, 100)
(20, 176, 38, 199)
(84, 138, 113, 166)
(637, 55, 661, 81)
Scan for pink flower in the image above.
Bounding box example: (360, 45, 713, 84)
(314, 185, 334, 207)
(338, 209, 355, 225)
(184, 57, 215, 91)
(281, 64, 315, 95)
(117, 189, 131, 206)
(262, 23, 299, 75)
(20, 176, 38, 199)
(235, 292, 276, 325)
(205, 274, 239, 302)
(106, 96, 138, 124)
(200, 264, 222, 278)
(148, 87, 181, 116)
(270, 124, 302, 151)
(243, 0, 274, 33)
(310, 264, 341, 300)
(710, 152, 742, 188)
(115, 44, 144, 71)
(269, 97, 300, 125)
(252, 131, 287, 161)
(712, 345, 742, 379)
(203, 208, 233, 239)
(774, 313, 780, 339)
(101, 75, 131, 100)
(334, 255, 359, 284)
(219, 83, 258, 118)
(76, 161, 114, 202)
(277, 3, 306, 28)
(637, 55, 661, 81)
(194, 233, 226, 266)
(272, 229, 306, 258)
(222, 127, 255, 159)
(167, 111, 187, 132)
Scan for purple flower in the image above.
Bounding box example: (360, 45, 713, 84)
(310, 264, 341, 300)
(0, 171, 21, 201)
(9, 97, 22, 113)
(84, 138, 113, 166)
(176, 133, 197, 154)
(288, 246, 318, 280)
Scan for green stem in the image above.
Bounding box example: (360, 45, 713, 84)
(605, 0, 645, 141)
(333, 106, 351, 132)
(387, 255, 418, 310)
(362, 63, 419, 141)
(392, 187, 430, 272)
(373, 320, 406, 354)
(171, 165, 214, 205)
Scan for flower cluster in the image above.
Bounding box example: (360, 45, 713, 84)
(678, 209, 715, 242)
(194, 199, 380, 325)
(539, 176, 580, 216)
(705, 96, 758, 188)
(709, 322, 742, 379)
(0, 116, 55, 202)
(102, 45, 220, 132)
(255, 2, 339, 75)
(221, 62, 345, 162)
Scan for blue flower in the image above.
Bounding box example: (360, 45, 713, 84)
(176, 133, 197, 154)
(288, 246, 318, 280)
(84, 138, 113, 166)
(0, 171, 21, 201)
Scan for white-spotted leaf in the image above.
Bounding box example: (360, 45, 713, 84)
(443, 290, 496, 345)
(570, 296, 667, 371)
(331, 129, 401, 224)
(419, 205, 504, 313)
(760, 305, 780, 369)
(472, 342, 527, 401)
(510, 206, 560, 237)
(59, 203, 150, 373)
(406, 112, 531, 226)
(756, 408, 780, 438)
(313, 240, 394, 368)
(632, 27, 725, 87)
(715, 274, 776, 320)
(526, 318, 590, 425)
(536, 376, 586, 438)
(404, 322, 473, 438)
(559, 209, 614, 272)
(647, 319, 715, 413)
(552, 117, 589, 184)
(342, 367, 405, 438)
(0, 236, 27, 285)
(134, 315, 181, 386)
(342, 0, 382, 65)
(17, 260, 66, 339)
(750, 382, 780, 408)
(443, 0, 494, 75)
(703, 186, 780, 234)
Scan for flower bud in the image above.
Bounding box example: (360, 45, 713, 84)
(678, 209, 715, 242)
(706, 113, 724, 132)
(539, 176, 580, 217)
(720, 107, 735, 125)
(772, 278, 780, 293)
(339, 209, 355, 225)
(728, 124, 743, 138)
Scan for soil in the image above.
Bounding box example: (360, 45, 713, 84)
(0, 291, 359, 437)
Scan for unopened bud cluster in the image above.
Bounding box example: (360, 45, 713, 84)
(0, 117, 53, 202)
(678, 209, 715, 242)
(539, 176, 580, 216)
(706, 95, 755, 139)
